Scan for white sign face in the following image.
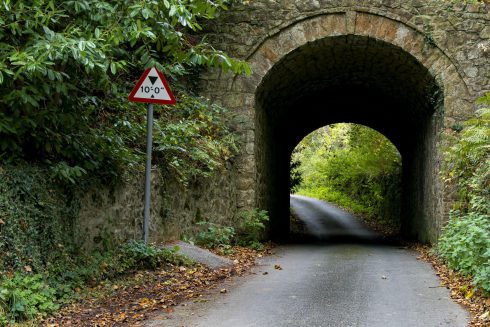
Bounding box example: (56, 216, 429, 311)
(133, 68, 171, 101)
(128, 67, 176, 105)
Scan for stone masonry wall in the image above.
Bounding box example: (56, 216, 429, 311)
(199, 0, 489, 242)
(75, 166, 237, 250)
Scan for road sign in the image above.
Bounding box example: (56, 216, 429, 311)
(127, 66, 177, 244)
(128, 67, 176, 105)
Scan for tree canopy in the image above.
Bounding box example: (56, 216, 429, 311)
(292, 123, 402, 225)
(0, 0, 249, 182)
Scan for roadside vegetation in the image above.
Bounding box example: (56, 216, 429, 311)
(437, 93, 490, 295)
(291, 123, 402, 230)
(192, 208, 269, 251)
(0, 0, 251, 325)
(0, 240, 191, 325)
(0, 0, 248, 186)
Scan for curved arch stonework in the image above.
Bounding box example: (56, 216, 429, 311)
(200, 1, 489, 242)
(236, 11, 474, 121)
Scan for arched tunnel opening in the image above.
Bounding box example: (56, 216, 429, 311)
(289, 123, 403, 242)
(255, 35, 444, 243)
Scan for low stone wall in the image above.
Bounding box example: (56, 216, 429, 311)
(74, 165, 238, 251)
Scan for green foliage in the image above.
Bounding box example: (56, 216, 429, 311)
(0, 166, 77, 274)
(152, 94, 238, 184)
(443, 102, 490, 215)
(190, 209, 269, 250)
(0, 273, 59, 324)
(293, 124, 402, 226)
(195, 222, 235, 248)
(438, 94, 490, 294)
(236, 209, 269, 249)
(0, 0, 247, 183)
(438, 212, 490, 294)
(0, 240, 193, 324)
(118, 240, 191, 270)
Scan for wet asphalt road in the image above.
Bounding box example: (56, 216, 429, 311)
(146, 195, 469, 327)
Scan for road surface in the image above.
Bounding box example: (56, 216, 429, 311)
(146, 195, 469, 327)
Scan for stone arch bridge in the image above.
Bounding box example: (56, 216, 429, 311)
(198, 0, 489, 243)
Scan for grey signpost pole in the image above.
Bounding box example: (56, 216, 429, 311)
(128, 67, 175, 244)
(143, 103, 154, 244)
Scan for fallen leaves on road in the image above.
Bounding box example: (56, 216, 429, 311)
(43, 244, 271, 326)
(413, 244, 490, 327)
(274, 264, 283, 270)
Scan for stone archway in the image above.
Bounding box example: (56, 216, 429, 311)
(230, 12, 471, 242)
(198, 0, 490, 242)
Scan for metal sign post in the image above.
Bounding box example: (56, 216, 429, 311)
(143, 103, 154, 243)
(128, 67, 176, 243)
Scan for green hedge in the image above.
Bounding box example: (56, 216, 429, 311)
(438, 95, 490, 294)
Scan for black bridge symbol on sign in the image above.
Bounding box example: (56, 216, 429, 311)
(149, 76, 158, 85)
(149, 76, 159, 98)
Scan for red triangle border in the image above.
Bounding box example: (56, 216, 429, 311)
(128, 67, 176, 105)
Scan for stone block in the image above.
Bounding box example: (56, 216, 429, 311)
(303, 17, 326, 42)
(319, 13, 346, 36)
(237, 177, 255, 191)
(480, 26, 490, 39)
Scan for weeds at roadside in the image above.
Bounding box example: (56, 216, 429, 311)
(0, 241, 191, 326)
(191, 209, 269, 252)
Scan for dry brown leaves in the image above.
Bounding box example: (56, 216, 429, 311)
(210, 244, 274, 276)
(43, 245, 271, 327)
(412, 244, 490, 327)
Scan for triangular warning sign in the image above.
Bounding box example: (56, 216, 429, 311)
(128, 67, 176, 105)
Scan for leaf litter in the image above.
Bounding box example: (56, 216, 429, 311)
(413, 244, 490, 327)
(43, 244, 273, 326)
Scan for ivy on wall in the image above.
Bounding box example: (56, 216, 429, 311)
(0, 166, 78, 273)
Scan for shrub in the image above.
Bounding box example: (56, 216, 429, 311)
(190, 210, 270, 251)
(236, 209, 269, 249)
(195, 222, 235, 248)
(438, 212, 490, 294)
(438, 94, 490, 294)
(0, 273, 59, 324)
(118, 240, 190, 270)
(0, 0, 248, 184)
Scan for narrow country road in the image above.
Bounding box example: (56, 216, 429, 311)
(146, 195, 469, 327)
(290, 195, 379, 243)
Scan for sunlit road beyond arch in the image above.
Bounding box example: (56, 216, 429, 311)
(146, 195, 468, 327)
(290, 195, 378, 242)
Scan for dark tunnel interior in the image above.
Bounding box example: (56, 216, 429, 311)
(254, 35, 444, 243)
